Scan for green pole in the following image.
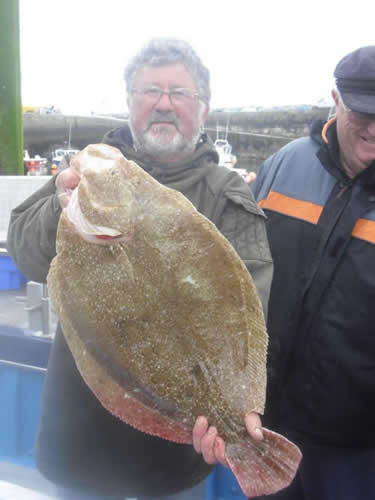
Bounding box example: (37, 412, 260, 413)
(0, 0, 23, 175)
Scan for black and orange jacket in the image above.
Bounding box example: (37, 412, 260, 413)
(252, 119, 375, 447)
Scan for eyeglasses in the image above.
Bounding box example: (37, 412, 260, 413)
(131, 86, 200, 105)
(340, 97, 375, 123)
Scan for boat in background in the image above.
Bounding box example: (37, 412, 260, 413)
(214, 113, 249, 181)
(214, 139, 250, 181)
(214, 139, 237, 168)
(24, 150, 48, 176)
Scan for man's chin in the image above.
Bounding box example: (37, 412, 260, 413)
(131, 124, 199, 159)
(149, 123, 177, 135)
(149, 133, 178, 145)
(142, 129, 184, 150)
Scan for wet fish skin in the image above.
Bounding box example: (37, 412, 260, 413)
(48, 144, 302, 498)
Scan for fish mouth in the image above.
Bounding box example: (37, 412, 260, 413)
(74, 228, 132, 246)
(65, 189, 128, 243)
(77, 221, 131, 244)
(76, 222, 123, 238)
(95, 233, 125, 240)
(72, 224, 130, 245)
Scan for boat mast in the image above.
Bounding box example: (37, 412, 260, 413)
(0, 0, 23, 175)
(224, 113, 230, 141)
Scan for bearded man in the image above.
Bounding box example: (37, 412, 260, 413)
(7, 38, 272, 500)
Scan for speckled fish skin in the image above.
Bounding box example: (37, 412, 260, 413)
(47, 144, 302, 498)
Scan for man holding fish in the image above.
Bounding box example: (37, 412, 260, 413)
(8, 39, 275, 499)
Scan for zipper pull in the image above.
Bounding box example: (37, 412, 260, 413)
(337, 179, 353, 198)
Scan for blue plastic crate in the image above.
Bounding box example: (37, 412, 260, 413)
(0, 362, 45, 463)
(206, 464, 246, 500)
(0, 328, 50, 466)
(0, 254, 27, 290)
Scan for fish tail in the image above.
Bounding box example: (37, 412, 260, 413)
(225, 428, 302, 498)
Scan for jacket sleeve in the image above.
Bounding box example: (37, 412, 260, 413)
(251, 156, 276, 203)
(6, 177, 62, 283)
(217, 194, 273, 320)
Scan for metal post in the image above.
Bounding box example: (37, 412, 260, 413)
(68, 119, 72, 148)
(0, 0, 23, 175)
(41, 284, 51, 337)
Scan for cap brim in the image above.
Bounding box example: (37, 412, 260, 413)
(341, 92, 375, 114)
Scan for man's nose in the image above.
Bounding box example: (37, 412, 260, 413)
(155, 92, 174, 111)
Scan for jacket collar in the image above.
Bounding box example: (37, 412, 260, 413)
(102, 125, 220, 189)
(311, 119, 375, 188)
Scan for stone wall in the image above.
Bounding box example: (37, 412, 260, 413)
(23, 108, 331, 170)
(205, 107, 331, 171)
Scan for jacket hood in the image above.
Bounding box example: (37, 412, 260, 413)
(310, 119, 326, 146)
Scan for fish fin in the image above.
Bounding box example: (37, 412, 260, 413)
(225, 428, 302, 498)
(55, 297, 194, 444)
(78, 331, 193, 444)
(99, 387, 193, 444)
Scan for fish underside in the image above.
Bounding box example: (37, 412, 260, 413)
(48, 144, 302, 498)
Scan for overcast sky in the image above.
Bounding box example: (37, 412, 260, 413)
(20, 0, 374, 115)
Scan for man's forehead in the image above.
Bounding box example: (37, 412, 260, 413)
(134, 63, 197, 88)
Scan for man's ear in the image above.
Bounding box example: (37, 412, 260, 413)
(201, 102, 210, 123)
(331, 89, 339, 106)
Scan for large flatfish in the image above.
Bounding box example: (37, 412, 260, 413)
(47, 144, 302, 498)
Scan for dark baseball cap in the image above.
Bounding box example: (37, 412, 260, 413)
(334, 46, 375, 114)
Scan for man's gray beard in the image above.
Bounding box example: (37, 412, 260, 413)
(129, 121, 201, 160)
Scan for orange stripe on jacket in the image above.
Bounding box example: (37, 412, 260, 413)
(259, 192, 322, 224)
(259, 191, 375, 245)
(352, 219, 375, 244)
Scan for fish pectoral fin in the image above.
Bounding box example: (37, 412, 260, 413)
(225, 428, 302, 498)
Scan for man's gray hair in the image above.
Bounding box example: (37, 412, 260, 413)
(125, 38, 211, 104)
